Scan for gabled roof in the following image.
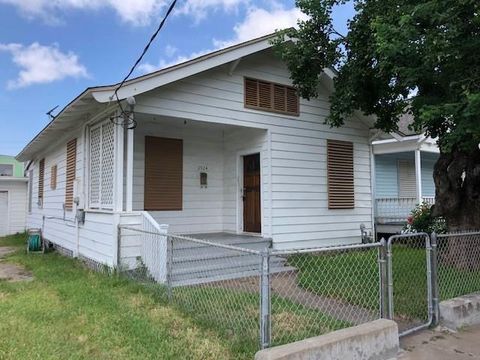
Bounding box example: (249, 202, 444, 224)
(16, 32, 286, 162)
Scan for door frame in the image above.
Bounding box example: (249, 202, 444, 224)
(236, 148, 263, 236)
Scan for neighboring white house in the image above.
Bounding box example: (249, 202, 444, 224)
(0, 155, 28, 236)
(372, 115, 440, 233)
(16, 33, 376, 270)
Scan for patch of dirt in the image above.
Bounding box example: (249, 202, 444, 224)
(0, 246, 33, 282)
(0, 247, 17, 258)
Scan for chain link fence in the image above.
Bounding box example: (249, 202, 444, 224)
(386, 233, 432, 336)
(117, 226, 480, 354)
(435, 231, 480, 301)
(268, 243, 383, 346)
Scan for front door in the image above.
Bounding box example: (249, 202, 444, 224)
(243, 153, 261, 233)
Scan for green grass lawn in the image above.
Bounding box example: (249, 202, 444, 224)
(0, 234, 350, 358)
(290, 244, 480, 324)
(0, 234, 235, 360)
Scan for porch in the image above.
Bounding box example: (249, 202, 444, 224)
(372, 137, 439, 232)
(129, 114, 269, 237)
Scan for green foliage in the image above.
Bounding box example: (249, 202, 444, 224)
(274, 0, 480, 154)
(403, 202, 447, 234)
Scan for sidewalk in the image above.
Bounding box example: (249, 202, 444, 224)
(399, 325, 480, 359)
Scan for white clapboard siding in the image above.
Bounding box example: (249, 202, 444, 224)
(0, 181, 28, 235)
(26, 127, 117, 265)
(132, 121, 227, 234)
(133, 49, 373, 248)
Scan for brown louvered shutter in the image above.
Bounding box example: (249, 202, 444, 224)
(38, 158, 45, 205)
(327, 140, 354, 209)
(50, 165, 57, 190)
(244, 78, 299, 116)
(65, 138, 77, 211)
(144, 136, 183, 211)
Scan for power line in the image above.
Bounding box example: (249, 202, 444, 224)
(112, 0, 178, 129)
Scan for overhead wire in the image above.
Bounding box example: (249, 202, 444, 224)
(111, 0, 178, 129)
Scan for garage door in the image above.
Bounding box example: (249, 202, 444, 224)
(0, 192, 7, 236)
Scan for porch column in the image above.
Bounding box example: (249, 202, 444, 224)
(125, 126, 134, 212)
(114, 116, 124, 212)
(415, 149, 422, 203)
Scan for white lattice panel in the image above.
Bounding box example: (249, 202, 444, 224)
(88, 120, 116, 210)
(89, 126, 102, 207)
(100, 121, 115, 208)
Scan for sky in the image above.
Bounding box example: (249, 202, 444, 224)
(0, 0, 355, 156)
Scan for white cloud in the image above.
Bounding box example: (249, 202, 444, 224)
(0, 42, 89, 89)
(0, 0, 168, 26)
(214, 5, 307, 48)
(137, 2, 307, 75)
(164, 44, 178, 58)
(176, 0, 249, 22)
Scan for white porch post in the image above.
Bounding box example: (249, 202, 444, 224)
(114, 117, 124, 212)
(125, 126, 134, 212)
(415, 149, 422, 203)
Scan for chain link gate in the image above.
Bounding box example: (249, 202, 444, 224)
(386, 233, 433, 336)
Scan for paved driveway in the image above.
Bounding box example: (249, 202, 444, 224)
(399, 325, 480, 359)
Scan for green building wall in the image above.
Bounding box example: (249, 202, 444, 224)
(0, 155, 24, 177)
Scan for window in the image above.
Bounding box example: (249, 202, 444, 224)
(50, 165, 57, 190)
(398, 160, 416, 198)
(244, 78, 299, 116)
(0, 164, 13, 176)
(89, 121, 115, 209)
(38, 158, 45, 207)
(144, 136, 183, 211)
(327, 139, 354, 209)
(65, 138, 77, 210)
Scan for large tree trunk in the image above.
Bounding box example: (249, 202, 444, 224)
(432, 148, 480, 270)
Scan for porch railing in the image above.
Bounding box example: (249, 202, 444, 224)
(140, 212, 169, 283)
(375, 197, 436, 224)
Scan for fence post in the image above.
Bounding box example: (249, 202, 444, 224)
(378, 238, 388, 318)
(386, 235, 394, 320)
(260, 249, 271, 349)
(430, 232, 440, 326)
(166, 234, 173, 302)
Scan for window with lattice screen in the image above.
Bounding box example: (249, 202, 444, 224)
(244, 78, 299, 115)
(327, 140, 354, 209)
(65, 138, 77, 210)
(38, 158, 45, 207)
(89, 121, 115, 210)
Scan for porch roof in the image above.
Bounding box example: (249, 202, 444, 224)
(372, 135, 439, 155)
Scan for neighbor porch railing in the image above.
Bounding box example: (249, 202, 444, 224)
(375, 196, 436, 224)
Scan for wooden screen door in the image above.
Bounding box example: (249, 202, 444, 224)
(243, 153, 261, 233)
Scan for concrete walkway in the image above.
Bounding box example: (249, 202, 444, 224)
(399, 326, 480, 359)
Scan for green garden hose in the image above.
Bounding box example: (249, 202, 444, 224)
(28, 234, 42, 252)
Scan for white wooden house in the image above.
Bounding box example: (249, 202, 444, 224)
(16, 33, 376, 269)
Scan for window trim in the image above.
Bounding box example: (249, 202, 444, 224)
(144, 136, 183, 211)
(38, 158, 45, 208)
(244, 77, 300, 116)
(327, 139, 355, 210)
(65, 138, 77, 211)
(50, 165, 57, 190)
(0, 164, 14, 177)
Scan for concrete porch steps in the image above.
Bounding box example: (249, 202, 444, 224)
(169, 232, 295, 287)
